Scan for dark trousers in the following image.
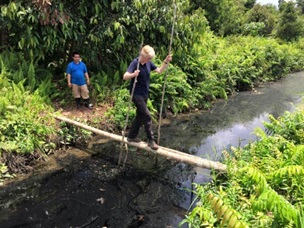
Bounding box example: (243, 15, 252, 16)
(128, 95, 154, 140)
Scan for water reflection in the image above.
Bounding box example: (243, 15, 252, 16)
(1, 73, 304, 228)
(195, 113, 268, 160)
(162, 73, 304, 162)
(160, 73, 304, 201)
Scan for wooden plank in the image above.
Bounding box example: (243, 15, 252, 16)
(55, 115, 227, 172)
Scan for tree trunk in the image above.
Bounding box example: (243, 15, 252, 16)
(55, 115, 227, 172)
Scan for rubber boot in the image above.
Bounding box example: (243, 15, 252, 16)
(75, 98, 81, 109)
(83, 98, 93, 109)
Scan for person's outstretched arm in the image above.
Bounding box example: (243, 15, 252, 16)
(154, 55, 172, 74)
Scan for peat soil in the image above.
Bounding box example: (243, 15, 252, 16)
(1, 72, 304, 228)
(0, 139, 201, 228)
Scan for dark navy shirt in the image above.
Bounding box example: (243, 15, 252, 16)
(127, 58, 157, 98)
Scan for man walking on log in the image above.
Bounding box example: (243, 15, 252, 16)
(66, 51, 93, 110)
(123, 45, 172, 150)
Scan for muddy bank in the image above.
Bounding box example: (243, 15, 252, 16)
(0, 141, 198, 228)
(1, 72, 304, 227)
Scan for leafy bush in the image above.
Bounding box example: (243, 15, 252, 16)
(264, 106, 304, 144)
(104, 35, 304, 125)
(276, 2, 304, 42)
(182, 104, 304, 227)
(104, 88, 137, 130)
(243, 22, 266, 36)
(0, 51, 54, 103)
(57, 121, 92, 146)
(0, 55, 56, 179)
(182, 34, 304, 97)
(150, 60, 195, 114)
(0, 78, 55, 154)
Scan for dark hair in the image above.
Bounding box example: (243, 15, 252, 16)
(72, 51, 80, 57)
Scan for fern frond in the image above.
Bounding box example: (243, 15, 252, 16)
(296, 204, 304, 228)
(207, 193, 249, 228)
(253, 187, 298, 223)
(230, 146, 243, 159)
(254, 127, 268, 140)
(222, 150, 230, 160)
(291, 145, 304, 165)
(272, 165, 304, 179)
(191, 206, 214, 222)
(239, 166, 268, 192)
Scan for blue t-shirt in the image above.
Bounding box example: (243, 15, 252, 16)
(66, 61, 88, 86)
(127, 58, 157, 98)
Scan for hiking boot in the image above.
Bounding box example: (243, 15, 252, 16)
(84, 99, 93, 110)
(127, 137, 141, 143)
(75, 98, 81, 109)
(85, 103, 93, 109)
(148, 140, 158, 150)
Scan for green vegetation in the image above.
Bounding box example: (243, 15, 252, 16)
(0, 52, 56, 181)
(1, 1, 304, 127)
(58, 121, 92, 146)
(181, 105, 304, 227)
(1, 0, 304, 225)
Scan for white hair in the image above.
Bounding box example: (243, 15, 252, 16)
(141, 45, 155, 59)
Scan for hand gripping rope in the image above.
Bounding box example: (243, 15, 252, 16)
(119, 2, 176, 166)
(118, 41, 143, 167)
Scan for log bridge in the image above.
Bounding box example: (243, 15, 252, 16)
(55, 116, 227, 172)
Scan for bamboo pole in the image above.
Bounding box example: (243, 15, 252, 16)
(55, 115, 227, 172)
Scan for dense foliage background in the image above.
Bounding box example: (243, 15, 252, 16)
(1, 0, 304, 226)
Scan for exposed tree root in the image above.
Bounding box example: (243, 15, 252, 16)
(1, 151, 45, 174)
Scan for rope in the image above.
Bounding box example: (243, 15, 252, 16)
(118, 41, 143, 167)
(157, 2, 177, 145)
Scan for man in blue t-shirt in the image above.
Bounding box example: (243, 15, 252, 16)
(123, 45, 172, 150)
(66, 51, 93, 109)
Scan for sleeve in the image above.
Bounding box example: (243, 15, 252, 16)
(127, 59, 137, 73)
(66, 63, 72, 74)
(150, 62, 157, 71)
(82, 62, 88, 73)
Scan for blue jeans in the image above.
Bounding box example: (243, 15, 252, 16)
(128, 95, 154, 140)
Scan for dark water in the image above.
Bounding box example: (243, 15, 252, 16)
(0, 72, 303, 227)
